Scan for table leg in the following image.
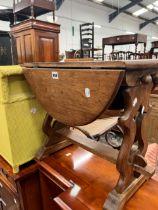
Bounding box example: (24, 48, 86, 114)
(104, 75, 155, 210)
(102, 43, 105, 61)
(36, 113, 71, 160)
(135, 43, 138, 53)
(144, 43, 146, 53)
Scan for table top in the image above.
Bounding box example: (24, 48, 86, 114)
(24, 59, 158, 71)
(23, 60, 158, 126)
(38, 145, 158, 210)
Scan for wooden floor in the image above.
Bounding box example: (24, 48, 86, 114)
(40, 145, 158, 210)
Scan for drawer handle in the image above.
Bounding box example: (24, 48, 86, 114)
(0, 198, 7, 206)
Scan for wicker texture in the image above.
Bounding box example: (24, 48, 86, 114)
(0, 65, 46, 173)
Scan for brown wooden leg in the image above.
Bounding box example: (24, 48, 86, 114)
(36, 113, 72, 160)
(104, 76, 155, 210)
(116, 87, 139, 193)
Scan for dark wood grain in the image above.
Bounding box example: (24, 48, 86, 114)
(57, 128, 119, 163)
(24, 68, 124, 126)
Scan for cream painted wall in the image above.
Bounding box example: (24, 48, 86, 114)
(53, 0, 158, 54)
(0, 0, 158, 55)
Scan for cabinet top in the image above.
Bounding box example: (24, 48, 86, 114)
(11, 19, 60, 33)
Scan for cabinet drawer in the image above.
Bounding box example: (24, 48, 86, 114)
(115, 35, 136, 44)
(0, 181, 20, 210)
(103, 35, 137, 45)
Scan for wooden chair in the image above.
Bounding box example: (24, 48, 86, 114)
(80, 22, 94, 58)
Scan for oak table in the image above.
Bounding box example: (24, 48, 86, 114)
(23, 60, 158, 210)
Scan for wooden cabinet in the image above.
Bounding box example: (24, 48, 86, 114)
(0, 155, 72, 210)
(11, 19, 60, 64)
(148, 94, 158, 143)
(0, 180, 20, 210)
(39, 171, 64, 210)
(0, 157, 42, 210)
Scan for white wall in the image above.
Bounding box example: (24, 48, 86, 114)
(53, 0, 158, 54)
(0, 0, 158, 55)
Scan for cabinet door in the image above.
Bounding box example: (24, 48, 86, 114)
(14, 31, 34, 64)
(35, 31, 59, 62)
(40, 171, 64, 210)
(18, 172, 43, 210)
(0, 181, 20, 210)
(14, 35, 25, 64)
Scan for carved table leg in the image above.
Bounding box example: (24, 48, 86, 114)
(36, 113, 72, 160)
(104, 75, 155, 210)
